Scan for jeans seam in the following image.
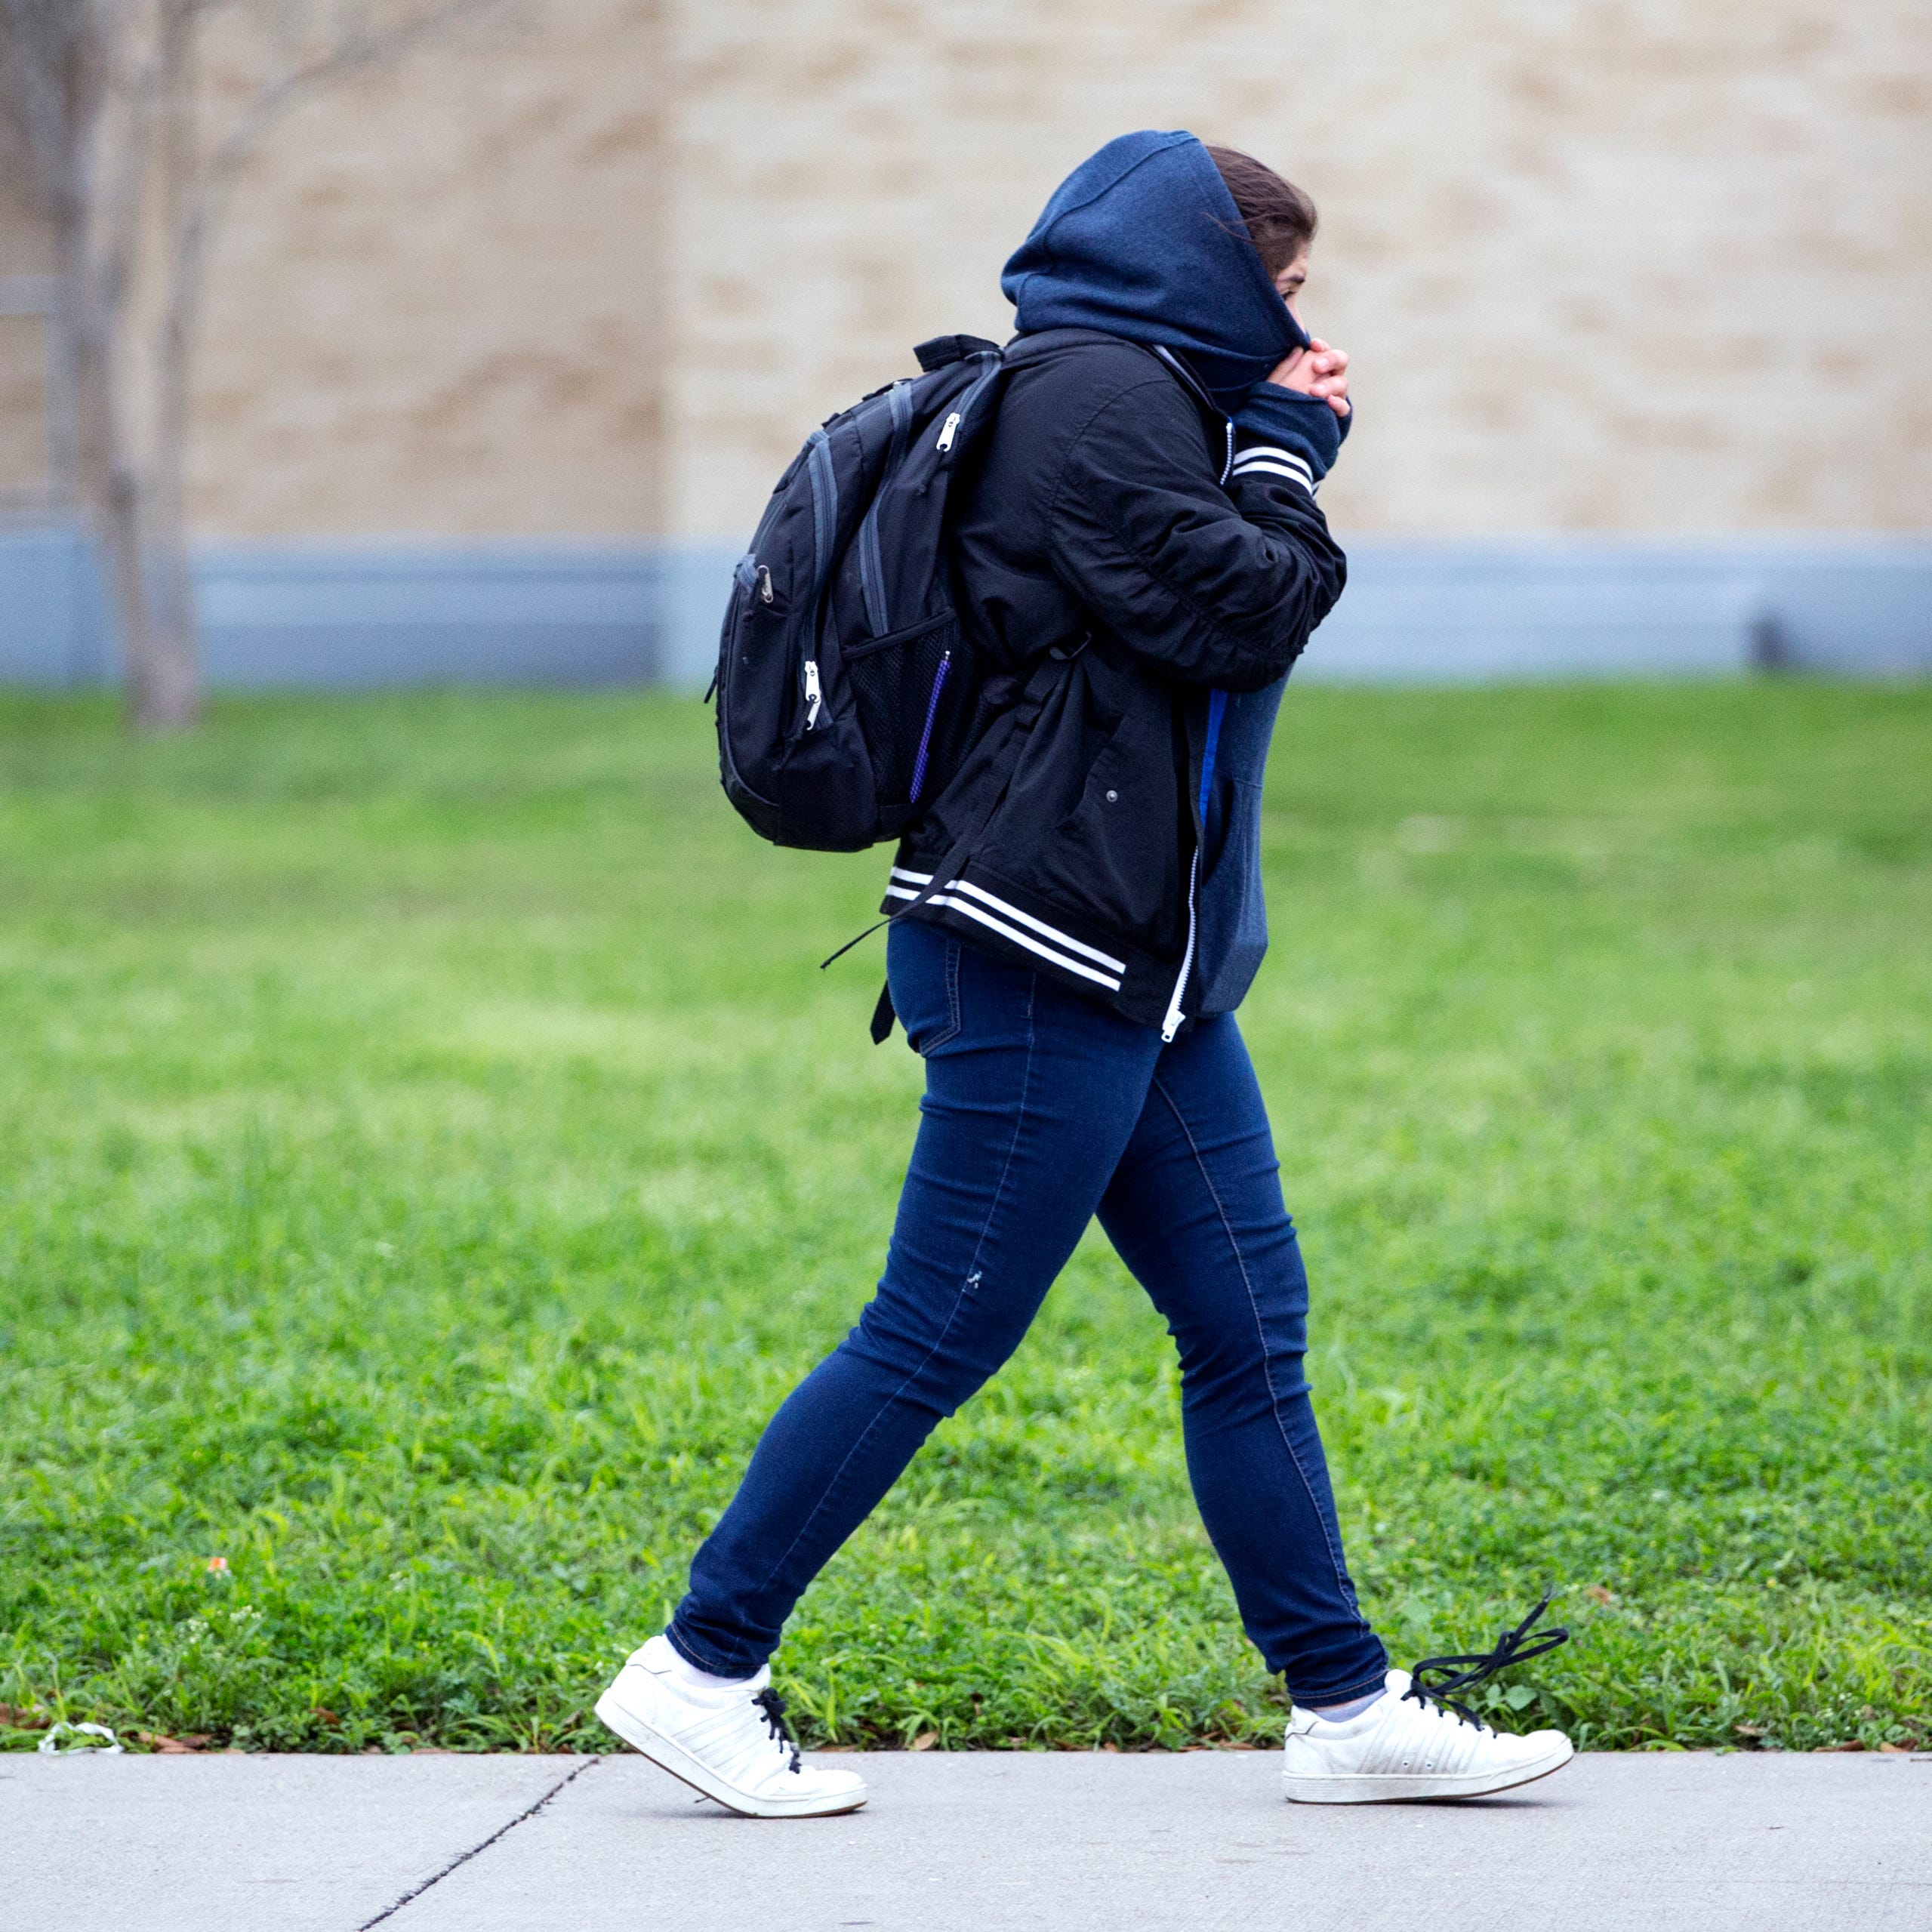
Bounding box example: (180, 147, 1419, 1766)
(920, 937, 960, 1051)
(1148, 1068, 1364, 1625)
(744, 976, 1038, 1610)
(941, 937, 963, 1044)
(905, 935, 962, 1055)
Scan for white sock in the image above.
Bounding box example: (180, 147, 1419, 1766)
(660, 1636, 757, 1693)
(1308, 1687, 1386, 1724)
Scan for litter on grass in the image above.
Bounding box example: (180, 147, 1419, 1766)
(38, 1723, 123, 1755)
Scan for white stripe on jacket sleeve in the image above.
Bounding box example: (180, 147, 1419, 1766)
(1231, 443, 1313, 481)
(1229, 445, 1316, 495)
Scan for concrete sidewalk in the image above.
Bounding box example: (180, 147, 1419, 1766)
(7, 1748, 1928, 1932)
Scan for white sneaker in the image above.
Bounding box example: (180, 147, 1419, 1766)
(594, 1635, 867, 1818)
(1282, 1669, 1574, 1803)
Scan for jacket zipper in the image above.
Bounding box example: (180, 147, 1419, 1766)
(803, 658, 822, 731)
(1161, 688, 1230, 1034)
(1148, 344, 1223, 1040)
(1160, 847, 1198, 1043)
(1146, 347, 1228, 1040)
(1151, 346, 1234, 484)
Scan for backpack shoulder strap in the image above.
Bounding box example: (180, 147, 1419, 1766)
(846, 649, 1072, 1040)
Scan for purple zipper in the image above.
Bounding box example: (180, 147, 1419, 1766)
(908, 649, 952, 803)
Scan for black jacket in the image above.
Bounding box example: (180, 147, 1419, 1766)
(882, 327, 1347, 1036)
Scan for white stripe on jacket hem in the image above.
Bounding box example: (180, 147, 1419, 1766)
(887, 869, 1127, 974)
(884, 885, 1124, 990)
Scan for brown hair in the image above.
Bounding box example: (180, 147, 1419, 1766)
(1203, 144, 1318, 279)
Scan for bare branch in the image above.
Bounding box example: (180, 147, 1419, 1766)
(0, 0, 509, 729)
(201, 0, 500, 198)
(169, 0, 500, 418)
(0, 0, 91, 221)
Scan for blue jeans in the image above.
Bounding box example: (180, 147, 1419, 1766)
(670, 921, 1388, 1704)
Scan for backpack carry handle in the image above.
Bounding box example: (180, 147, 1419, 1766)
(914, 334, 1002, 372)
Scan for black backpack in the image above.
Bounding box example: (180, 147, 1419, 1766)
(711, 334, 1009, 852)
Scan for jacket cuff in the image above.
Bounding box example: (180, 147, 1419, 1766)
(1231, 384, 1350, 486)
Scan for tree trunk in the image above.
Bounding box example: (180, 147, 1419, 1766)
(12, 0, 500, 733)
(128, 0, 204, 735)
(69, 267, 199, 734)
(56, 199, 165, 733)
(133, 498, 202, 732)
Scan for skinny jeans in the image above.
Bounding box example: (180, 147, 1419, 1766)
(670, 920, 1388, 1704)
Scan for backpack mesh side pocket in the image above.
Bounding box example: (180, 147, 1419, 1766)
(842, 613, 963, 812)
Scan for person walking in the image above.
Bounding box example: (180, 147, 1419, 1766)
(596, 131, 1574, 1815)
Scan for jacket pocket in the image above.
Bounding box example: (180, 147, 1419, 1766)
(994, 650, 1124, 830)
(1022, 701, 1180, 954)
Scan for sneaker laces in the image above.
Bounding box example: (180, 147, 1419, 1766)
(1401, 1588, 1570, 1727)
(753, 1688, 803, 1773)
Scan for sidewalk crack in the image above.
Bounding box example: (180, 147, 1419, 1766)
(356, 1755, 601, 1928)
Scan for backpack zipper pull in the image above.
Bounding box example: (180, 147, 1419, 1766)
(935, 411, 963, 453)
(802, 658, 823, 731)
(756, 565, 774, 605)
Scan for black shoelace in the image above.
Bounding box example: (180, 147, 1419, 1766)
(1401, 1588, 1570, 1727)
(754, 1688, 803, 1773)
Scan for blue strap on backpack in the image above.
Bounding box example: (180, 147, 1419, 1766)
(712, 334, 1009, 855)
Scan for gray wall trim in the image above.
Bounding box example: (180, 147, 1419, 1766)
(1305, 537, 1932, 683)
(195, 541, 667, 687)
(0, 531, 667, 690)
(3, 525, 1927, 691)
(0, 523, 112, 683)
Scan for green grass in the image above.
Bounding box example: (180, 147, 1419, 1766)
(2, 681, 1928, 1757)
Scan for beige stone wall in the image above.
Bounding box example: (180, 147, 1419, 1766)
(186, 0, 664, 535)
(3, 0, 1928, 539)
(667, 0, 1932, 539)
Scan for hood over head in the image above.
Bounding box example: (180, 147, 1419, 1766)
(1000, 130, 1309, 410)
